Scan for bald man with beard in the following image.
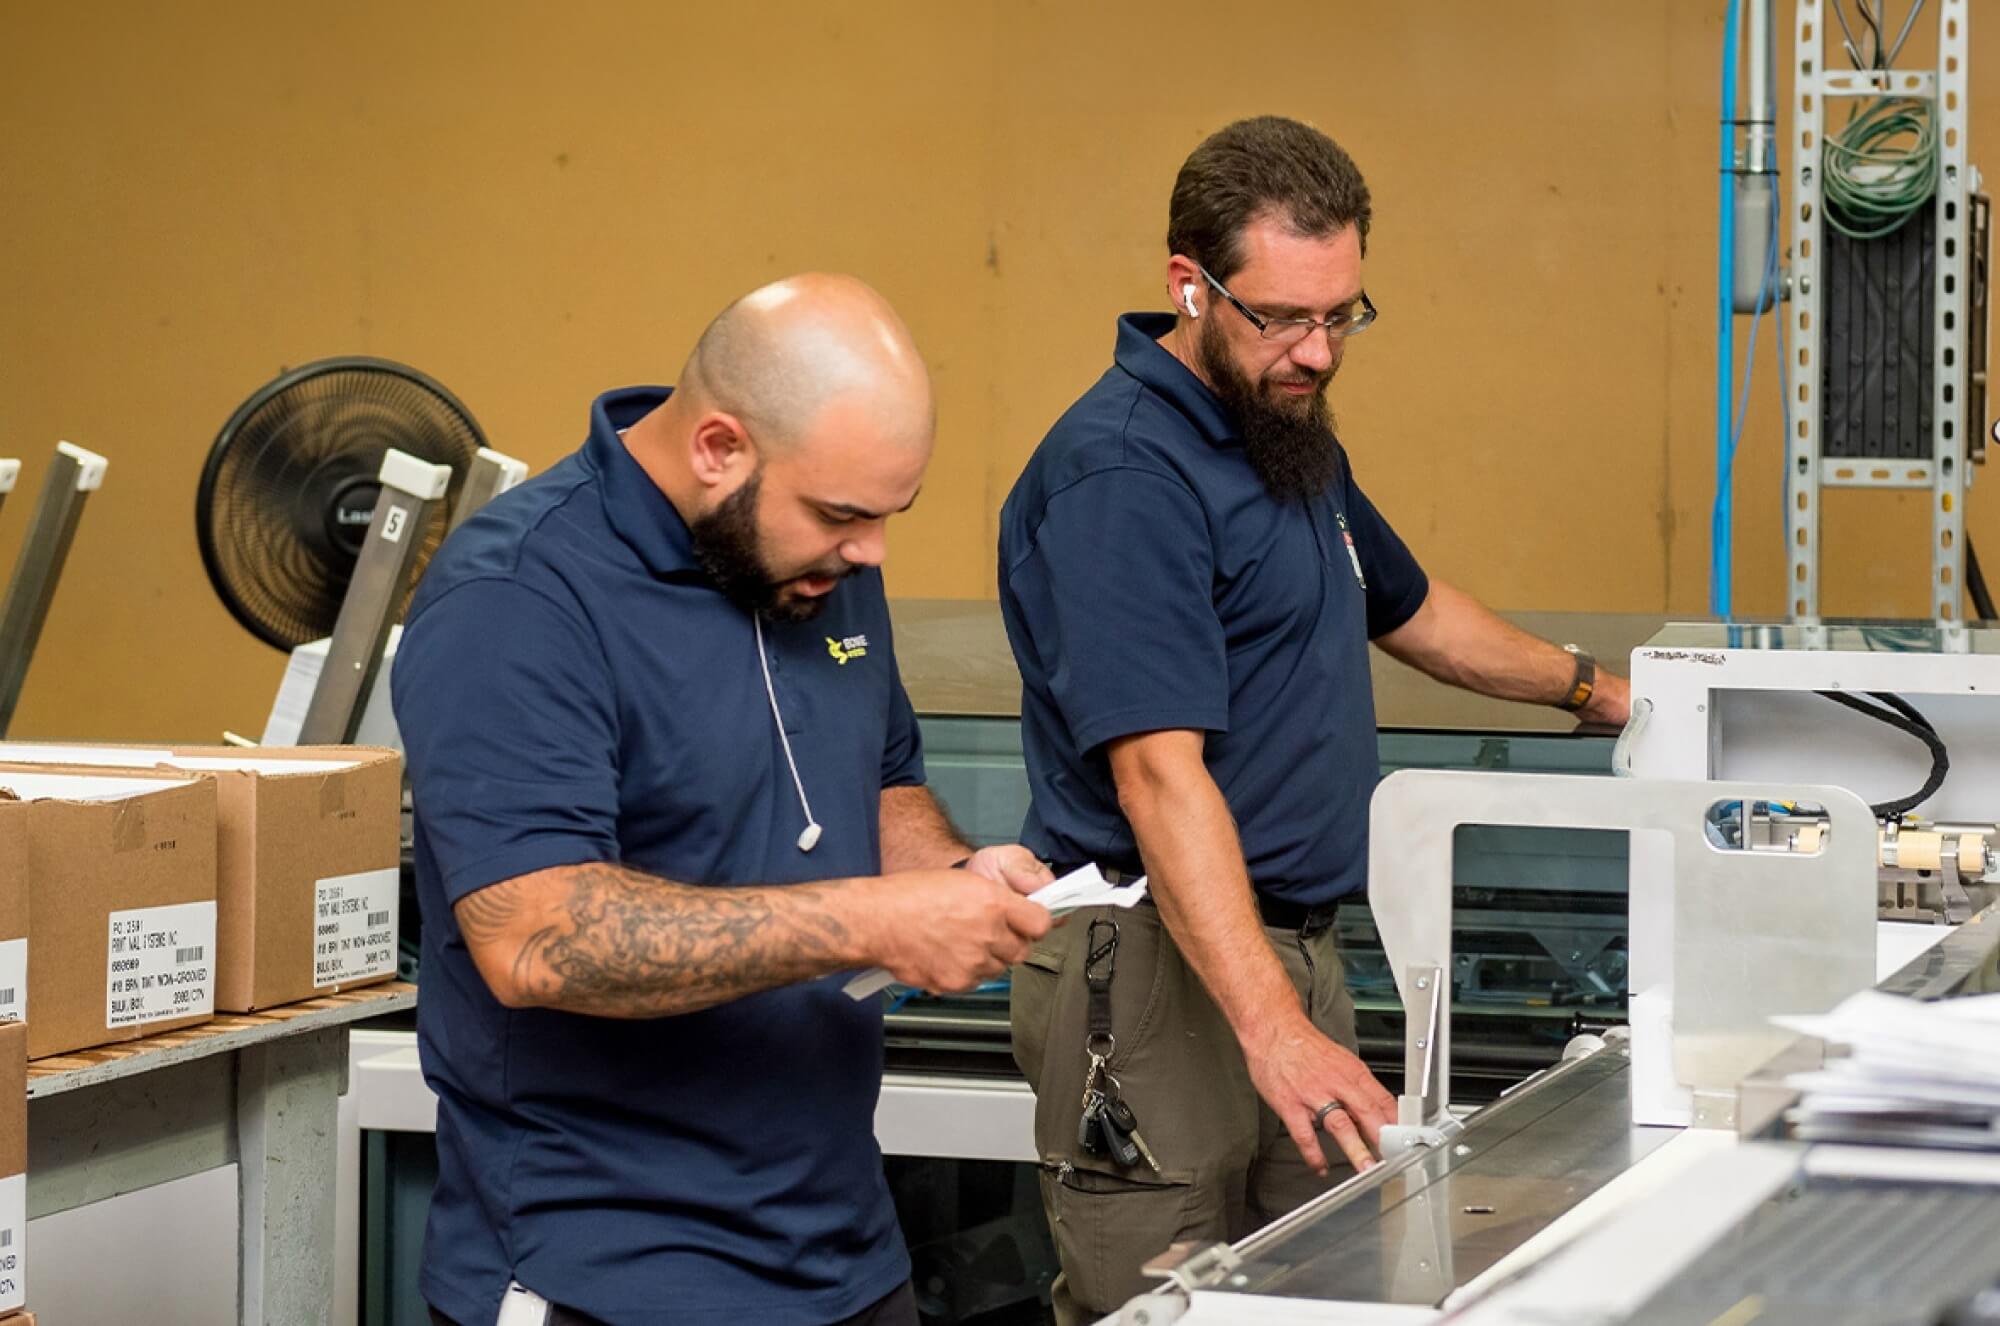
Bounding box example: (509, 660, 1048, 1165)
(393, 274, 1053, 1326)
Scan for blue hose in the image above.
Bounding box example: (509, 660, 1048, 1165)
(1714, 0, 1743, 618)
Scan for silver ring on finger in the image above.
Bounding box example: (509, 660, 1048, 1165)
(1313, 1100, 1346, 1129)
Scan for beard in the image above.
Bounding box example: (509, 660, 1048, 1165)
(688, 469, 854, 623)
(1196, 316, 1343, 503)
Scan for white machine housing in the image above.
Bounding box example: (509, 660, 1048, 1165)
(1624, 620, 2000, 1125)
(1370, 767, 1876, 1144)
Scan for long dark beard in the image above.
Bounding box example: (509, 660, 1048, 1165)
(688, 470, 830, 624)
(1197, 317, 1342, 502)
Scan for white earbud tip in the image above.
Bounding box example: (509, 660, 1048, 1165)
(797, 822, 823, 852)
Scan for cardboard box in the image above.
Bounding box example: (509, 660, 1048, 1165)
(0, 746, 402, 1011)
(0, 772, 217, 1059)
(0, 1020, 24, 1315)
(0, 803, 25, 1023)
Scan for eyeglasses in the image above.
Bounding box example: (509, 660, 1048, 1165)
(1197, 263, 1378, 343)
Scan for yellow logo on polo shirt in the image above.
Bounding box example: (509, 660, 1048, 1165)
(827, 634, 870, 665)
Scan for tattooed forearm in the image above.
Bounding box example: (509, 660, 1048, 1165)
(453, 879, 529, 947)
(454, 862, 874, 1018)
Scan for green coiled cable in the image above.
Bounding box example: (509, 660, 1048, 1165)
(1822, 97, 1938, 239)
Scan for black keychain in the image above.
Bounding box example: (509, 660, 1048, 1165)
(1076, 918, 1120, 1157)
(1073, 917, 1163, 1172)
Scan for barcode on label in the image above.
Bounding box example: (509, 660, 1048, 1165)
(2, 1227, 16, 1247)
(0, 989, 16, 1008)
(176, 946, 205, 964)
(366, 911, 391, 929)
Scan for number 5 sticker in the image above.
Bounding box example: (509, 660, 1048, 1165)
(381, 505, 407, 543)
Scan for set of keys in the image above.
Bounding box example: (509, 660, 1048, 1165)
(1078, 1051, 1161, 1173)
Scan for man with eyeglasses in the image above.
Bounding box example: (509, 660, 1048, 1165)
(997, 116, 1630, 1321)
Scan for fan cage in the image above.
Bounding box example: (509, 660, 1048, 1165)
(196, 356, 485, 651)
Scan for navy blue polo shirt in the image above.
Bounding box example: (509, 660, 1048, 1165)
(392, 387, 920, 1326)
(998, 314, 1428, 906)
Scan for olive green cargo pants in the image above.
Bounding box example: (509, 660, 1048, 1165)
(1009, 903, 1359, 1324)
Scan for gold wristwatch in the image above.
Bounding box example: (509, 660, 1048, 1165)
(1556, 644, 1596, 713)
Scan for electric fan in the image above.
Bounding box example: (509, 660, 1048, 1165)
(196, 356, 485, 650)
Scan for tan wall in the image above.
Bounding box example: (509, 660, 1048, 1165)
(0, 2, 1994, 741)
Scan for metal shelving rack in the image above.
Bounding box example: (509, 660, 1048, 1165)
(1787, 0, 1979, 621)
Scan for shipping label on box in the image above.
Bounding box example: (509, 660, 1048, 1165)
(313, 867, 398, 987)
(106, 900, 217, 1028)
(0, 940, 24, 1025)
(0, 1170, 23, 1313)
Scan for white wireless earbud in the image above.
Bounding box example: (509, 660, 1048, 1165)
(1182, 284, 1200, 318)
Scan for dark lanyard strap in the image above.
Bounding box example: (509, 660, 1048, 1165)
(1084, 916, 1119, 1054)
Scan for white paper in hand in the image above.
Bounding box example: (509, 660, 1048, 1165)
(1024, 862, 1151, 914)
(842, 863, 1148, 1000)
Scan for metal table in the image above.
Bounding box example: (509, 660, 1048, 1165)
(1163, 1037, 1671, 1318)
(27, 982, 416, 1326)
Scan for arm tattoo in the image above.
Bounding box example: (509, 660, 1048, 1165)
(453, 879, 528, 947)
(461, 863, 862, 1018)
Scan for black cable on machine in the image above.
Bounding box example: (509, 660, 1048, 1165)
(1816, 690, 1950, 819)
(1968, 539, 1998, 623)
(1867, 690, 1936, 735)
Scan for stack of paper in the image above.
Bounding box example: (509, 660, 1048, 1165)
(1776, 989, 2000, 1149)
(842, 863, 1148, 1001)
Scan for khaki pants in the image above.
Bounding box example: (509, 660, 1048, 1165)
(1009, 902, 1359, 1324)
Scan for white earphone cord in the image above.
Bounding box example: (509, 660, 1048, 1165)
(753, 614, 822, 850)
